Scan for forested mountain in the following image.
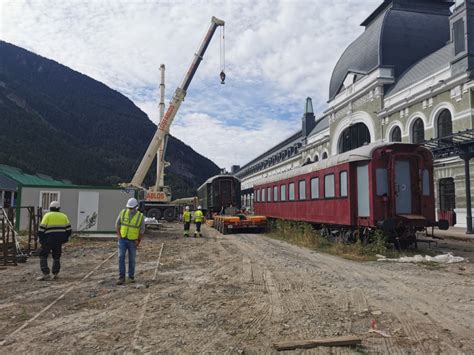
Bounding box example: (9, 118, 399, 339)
(0, 41, 220, 197)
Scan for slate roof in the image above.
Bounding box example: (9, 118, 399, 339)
(309, 115, 330, 136)
(329, 0, 452, 100)
(386, 42, 454, 96)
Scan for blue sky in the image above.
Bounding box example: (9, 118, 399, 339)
(1, 0, 383, 169)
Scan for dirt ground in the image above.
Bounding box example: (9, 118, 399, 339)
(0, 223, 473, 354)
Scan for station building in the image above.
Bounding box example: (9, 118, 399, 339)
(235, 0, 474, 228)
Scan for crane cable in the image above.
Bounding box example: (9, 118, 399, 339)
(220, 25, 226, 84)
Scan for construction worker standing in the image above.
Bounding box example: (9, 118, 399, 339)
(194, 206, 204, 237)
(37, 201, 72, 281)
(115, 198, 144, 285)
(183, 206, 191, 237)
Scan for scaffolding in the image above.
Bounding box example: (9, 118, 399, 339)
(0, 206, 42, 266)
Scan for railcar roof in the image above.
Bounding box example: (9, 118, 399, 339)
(197, 174, 241, 192)
(255, 142, 418, 186)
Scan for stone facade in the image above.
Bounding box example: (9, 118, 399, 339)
(236, 0, 474, 228)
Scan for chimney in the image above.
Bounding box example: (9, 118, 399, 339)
(450, 0, 474, 76)
(231, 165, 240, 174)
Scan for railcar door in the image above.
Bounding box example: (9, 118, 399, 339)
(394, 160, 412, 214)
(356, 162, 370, 217)
(219, 179, 232, 206)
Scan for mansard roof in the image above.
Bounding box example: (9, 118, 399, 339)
(386, 42, 454, 96)
(329, 0, 453, 101)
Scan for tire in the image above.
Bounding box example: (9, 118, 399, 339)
(147, 208, 162, 220)
(163, 208, 176, 221)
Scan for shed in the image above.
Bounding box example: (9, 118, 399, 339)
(0, 165, 135, 232)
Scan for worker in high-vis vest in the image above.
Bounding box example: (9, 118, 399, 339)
(193, 205, 205, 238)
(37, 201, 72, 281)
(115, 198, 145, 285)
(183, 206, 191, 237)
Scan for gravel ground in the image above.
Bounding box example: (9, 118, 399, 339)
(0, 222, 472, 354)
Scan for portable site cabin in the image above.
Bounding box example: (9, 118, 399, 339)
(0, 165, 135, 232)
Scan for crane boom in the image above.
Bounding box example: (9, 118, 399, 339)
(130, 16, 225, 187)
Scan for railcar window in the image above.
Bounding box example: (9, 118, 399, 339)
(256, 189, 260, 202)
(280, 185, 286, 201)
(267, 187, 272, 202)
(324, 174, 335, 198)
(422, 169, 430, 196)
(299, 180, 306, 200)
(310, 177, 319, 199)
(340, 171, 348, 197)
(273, 186, 278, 202)
(376, 169, 389, 196)
(289, 183, 295, 201)
(262, 188, 266, 202)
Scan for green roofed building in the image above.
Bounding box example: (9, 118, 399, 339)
(0, 164, 135, 232)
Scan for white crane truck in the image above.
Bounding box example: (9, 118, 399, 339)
(128, 17, 225, 221)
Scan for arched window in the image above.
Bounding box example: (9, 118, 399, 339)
(322, 151, 328, 160)
(314, 155, 319, 162)
(412, 118, 425, 144)
(338, 122, 371, 153)
(390, 126, 402, 142)
(437, 109, 453, 138)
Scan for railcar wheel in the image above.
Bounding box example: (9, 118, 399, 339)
(147, 208, 162, 220)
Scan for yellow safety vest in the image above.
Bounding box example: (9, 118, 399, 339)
(183, 211, 191, 223)
(120, 209, 144, 240)
(194, 210, 204, 223)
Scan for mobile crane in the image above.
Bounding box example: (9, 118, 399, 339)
(128, 16, 225, 221)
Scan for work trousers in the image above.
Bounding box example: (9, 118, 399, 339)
(39, 242, 62, 275)
(118, 238, 136, 279)
(195, 222, 202, 233)
(184, 222, 190, 236)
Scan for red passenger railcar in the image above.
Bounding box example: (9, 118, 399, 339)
(254, 143, 448, 246)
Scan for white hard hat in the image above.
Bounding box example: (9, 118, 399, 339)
(185, 206, 190, 210)
(126, 198, 139, 208)
(198, 205, 202, 210)
(49, 201, 60, 209)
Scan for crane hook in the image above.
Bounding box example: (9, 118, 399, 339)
(220, 70, 226, 84)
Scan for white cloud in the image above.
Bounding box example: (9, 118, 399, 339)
(171, 111, 298, 169)
(1, 0, 381, 169)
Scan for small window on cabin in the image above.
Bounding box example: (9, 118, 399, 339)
(340, 171, 348, 197)
(376, 169, 389, 196)
(299, 180, 306, 200)
(273, 186, 278, 202)
(262, 188, 266, 202)
(310, 177, 319, 199)
(280, 184, 286, 201)
(267, 187, 272, 202)
(256, 189, 260, 202)
(324, 174, 335, 198)
(423, 169, 430, 196)
(289, 183, 295, 201)
(40, 191, 60, 211)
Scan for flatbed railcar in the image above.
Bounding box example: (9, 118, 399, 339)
(197, 174, 241, 216)
(253, 142, 448, 247)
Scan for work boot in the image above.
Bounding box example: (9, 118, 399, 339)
(37, 274, 51, 281)
(129, 277, 136, 283)
(116, 277, 125, 285)
(52, 274, 59, 280)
